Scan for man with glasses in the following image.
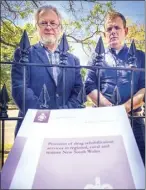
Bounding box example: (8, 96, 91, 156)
(12, 5, 83, 136)
(85, 11, 145, 164)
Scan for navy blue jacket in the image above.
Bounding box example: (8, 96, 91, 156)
(85, 45, 145, 107)
(11, 43, 83, 135)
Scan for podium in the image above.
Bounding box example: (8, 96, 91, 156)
(1, 106, 145, 189)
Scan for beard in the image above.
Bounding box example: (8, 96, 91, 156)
(40, 35, 58, 45)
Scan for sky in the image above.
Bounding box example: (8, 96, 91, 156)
(114, 1, 145, 24)
(16, 1, 145, 66)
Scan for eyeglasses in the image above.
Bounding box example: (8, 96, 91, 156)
(38, 21, 60, 29)
(106, 26, 121, 33)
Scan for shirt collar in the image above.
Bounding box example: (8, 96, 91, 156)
(108, 44, 127, 55)
(39, 41, 60, 53)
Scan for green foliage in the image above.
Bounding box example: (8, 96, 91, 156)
(63, 1, 114, 54)
(1, 0, 39, 104)
(127, 23, 145, 51)
(1, 0, 144, 107)
(81, 68, 87, 81)
(1, 21, 36, 104)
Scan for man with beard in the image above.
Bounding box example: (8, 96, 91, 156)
(12, 5, 83, 136)
(85, 11, 145, 164)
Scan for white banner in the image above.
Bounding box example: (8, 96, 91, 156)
(1, 105, 145, 189)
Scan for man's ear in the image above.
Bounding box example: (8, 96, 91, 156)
(125, 27, 128, 36)
(103, 32, 106, 38)
(102, 32, 107, 42)
(35, 24, 38, 30)
(100, 31, 106, 39)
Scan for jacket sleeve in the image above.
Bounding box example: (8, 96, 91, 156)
(84, 54, 98, 95)
(66, 56, 84, 108)
(137, 50, 145, 90)
(11, 48, 41, 114)
(85, 67, 98, 95)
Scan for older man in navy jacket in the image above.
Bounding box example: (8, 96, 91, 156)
(85, 11, 145, 164)
(12, 5, 83, 136)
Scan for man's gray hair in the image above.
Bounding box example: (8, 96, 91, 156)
(35, 5, 63, 28)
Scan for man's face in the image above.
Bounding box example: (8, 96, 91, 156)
(104, 16, 128, 50)
(36, 9, 61, 45)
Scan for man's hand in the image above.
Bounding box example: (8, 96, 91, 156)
(88, 89, 113, 107)
(123, 88, 145, 113)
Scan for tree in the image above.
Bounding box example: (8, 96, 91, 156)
(126, 22, 145, 51)
(63, 1, 114, 55)
(1, 1, 40, 47)
(1, 1, 114, 50)
(1, 21, 36, 103)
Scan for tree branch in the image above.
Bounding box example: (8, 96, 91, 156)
(81, 43, 89, 56)
(0, 37, 17, 48)
(67, 29, 104, 43)
(1, 20, 14, 33)
(3, 0, 17, 19)
(1, 17, 23, 31)
(32, 0, 39, 8)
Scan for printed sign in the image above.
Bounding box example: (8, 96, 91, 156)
(1, 106, 145, 189)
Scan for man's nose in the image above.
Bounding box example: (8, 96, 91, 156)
(110, 28, 117, 36)
(111, 27, 117, 33)
(46, 24, 52, 29)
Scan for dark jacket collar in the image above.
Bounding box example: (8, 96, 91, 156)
(107, 44, 128, 55)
